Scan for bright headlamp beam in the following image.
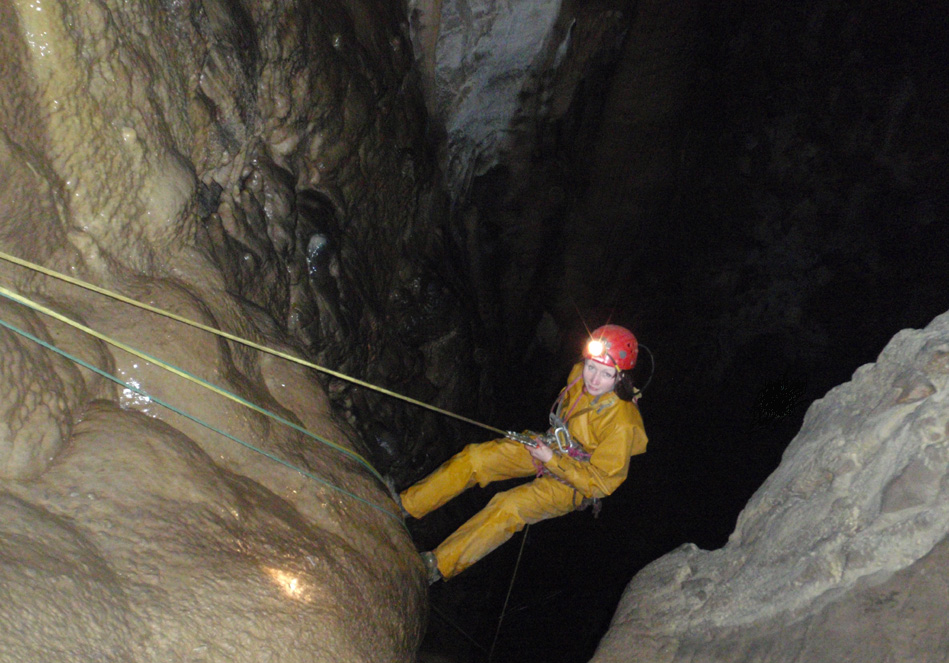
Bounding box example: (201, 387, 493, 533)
(587, 340, 605, 357)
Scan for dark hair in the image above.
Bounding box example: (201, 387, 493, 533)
(614, 371, 639, 402)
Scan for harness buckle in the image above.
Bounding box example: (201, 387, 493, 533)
(547, 413, 574, 454)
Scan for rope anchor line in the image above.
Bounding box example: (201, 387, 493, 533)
(0, 249, 507, 528)
(0, 250, 507, 437)
(0, 314, 404, 514)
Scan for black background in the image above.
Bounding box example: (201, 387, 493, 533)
(415, 2, 948, 661)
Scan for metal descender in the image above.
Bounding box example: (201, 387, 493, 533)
(504, 430, 544, 448)
(505, 412, 584, 457)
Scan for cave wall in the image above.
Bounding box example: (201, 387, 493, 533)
(405, 0, 655, 424)
(0, 0, 474, 659)
(2, 0, 946, 659)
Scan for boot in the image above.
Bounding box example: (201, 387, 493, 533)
(421, 551, 443, 585)
(383, 476, 409, 519)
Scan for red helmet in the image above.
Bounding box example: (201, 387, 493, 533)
(583, 325, 638, 371)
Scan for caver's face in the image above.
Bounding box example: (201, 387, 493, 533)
(582, 359, 618, 396)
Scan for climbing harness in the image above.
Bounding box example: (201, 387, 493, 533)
(546, 411, 587, 456)
(505, 420, 593, 507)
(502, 430, 543, 448)
(503, 430, 594, 511)
(505, 364, 650, 517)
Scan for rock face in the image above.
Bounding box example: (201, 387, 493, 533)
(407, 0, 566, 191)
(0, 0, 457, 659)
(592, 311, 949, 662)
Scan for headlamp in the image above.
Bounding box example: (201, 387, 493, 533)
(587, 339, 605, 359)
(583, 324, 637, 371)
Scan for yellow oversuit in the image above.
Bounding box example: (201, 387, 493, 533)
(400, 362, 647, 579)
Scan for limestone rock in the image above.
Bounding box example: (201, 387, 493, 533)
(0, 0, 446, 659)
(407, 0, 629, 193)
(592, 311, 949, 662)
(408, 0, 563, 189)
(0, 301, 87, 480)
(1, 403, 422, 663)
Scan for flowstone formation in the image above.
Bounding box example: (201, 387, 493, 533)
(0, 0, 468, 659)
(592, 311, 949, 663)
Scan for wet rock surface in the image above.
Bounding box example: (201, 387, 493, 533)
(0, 0, 463, 659)
(2, 403, 420, 663)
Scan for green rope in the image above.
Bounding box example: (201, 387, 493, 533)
(0, 286, 384, 484)
(0, 250, 508, 438)
(0, 315, 406, 529)
(430, 603, 489, 654)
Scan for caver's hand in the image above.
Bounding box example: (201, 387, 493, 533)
(527, 441, 554, 463)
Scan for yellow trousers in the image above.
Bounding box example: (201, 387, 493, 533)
(400, 437, 580, 579)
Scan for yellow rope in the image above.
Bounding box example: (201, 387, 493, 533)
(0, 250, 506, 437)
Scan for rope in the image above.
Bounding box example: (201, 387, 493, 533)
(0, 315, 407, 528)
(430, 603, 489, 655)
(488, 524, 530, 662)
(0, 285, 385, 484)
(0, 251, 508, 438)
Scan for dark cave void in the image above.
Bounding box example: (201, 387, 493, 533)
(415, 1, 948, 661)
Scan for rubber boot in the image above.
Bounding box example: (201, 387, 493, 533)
(421, 551, 442, 585)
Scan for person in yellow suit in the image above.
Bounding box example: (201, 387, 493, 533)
(399, 325, 648, 583)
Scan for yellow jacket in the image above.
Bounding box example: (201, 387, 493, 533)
(543, 362, 647, 499)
